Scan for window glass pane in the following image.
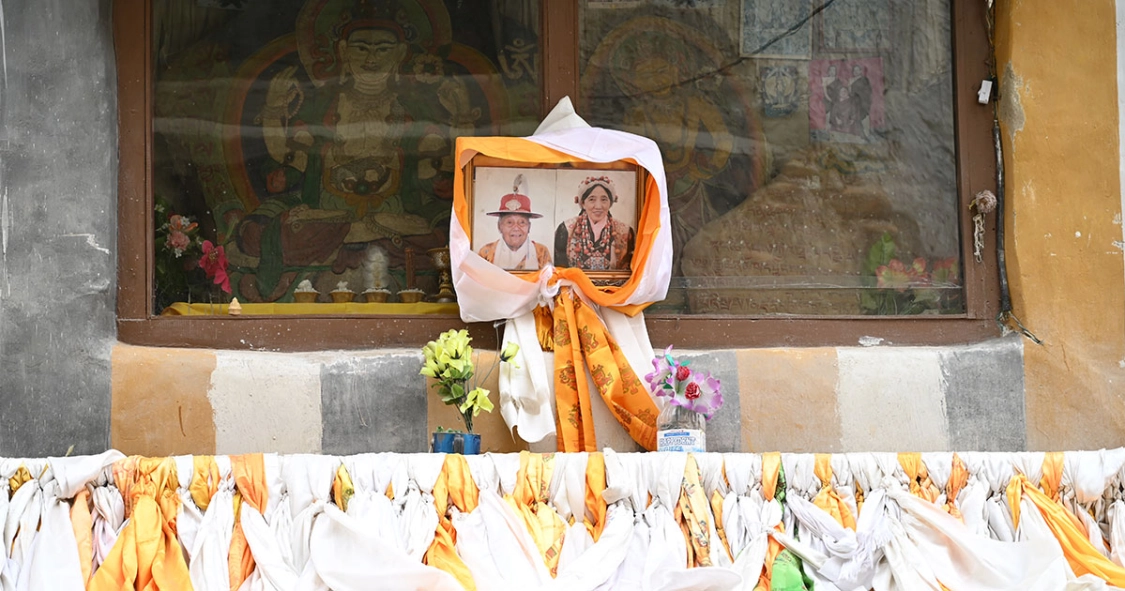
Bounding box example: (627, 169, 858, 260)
(579, 0, 963, 315)
(152, 0, 540, 310)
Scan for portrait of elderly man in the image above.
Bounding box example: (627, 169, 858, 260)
(477, 175, 551, 270)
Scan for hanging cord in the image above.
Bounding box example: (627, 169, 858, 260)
(983, 1, 1041, 344)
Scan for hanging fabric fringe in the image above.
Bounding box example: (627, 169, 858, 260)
(6, 449, 1125, 589)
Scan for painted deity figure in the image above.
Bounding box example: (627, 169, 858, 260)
(235, 0, 482, 300)
(612, 33, 734, 274)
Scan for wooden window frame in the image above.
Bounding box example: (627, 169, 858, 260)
(115, 0, 999, 351)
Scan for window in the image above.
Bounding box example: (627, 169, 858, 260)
(117, 0, 999, 350)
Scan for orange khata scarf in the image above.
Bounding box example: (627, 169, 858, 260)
(551, 286, 658, 452)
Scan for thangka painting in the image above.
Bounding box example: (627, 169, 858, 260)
(808, 57, 885, 143)
(740, 0, 813, 58)
(815, 0, 892, 53)
(151, 0, 540, 307)
(759, 61, 803, 118)
(580, 14, 767, 276)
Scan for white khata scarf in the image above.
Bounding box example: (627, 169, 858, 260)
(493, 239, 536, 270)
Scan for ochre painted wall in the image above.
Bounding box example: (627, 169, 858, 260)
(996, 0, 1125, 449)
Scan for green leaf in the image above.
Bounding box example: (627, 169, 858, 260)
(864, 232, 897, 275)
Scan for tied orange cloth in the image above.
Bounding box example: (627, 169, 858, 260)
(229, 454, 269, 591)
(585, 453, 608, 542)
(899, 452, 942, 503)
(552, 288, 658, 452)
(424, 454, 480, 590)
(333, 463, 356, 512)
(710, 490, 733, 563)
(1006, 473, 1125, 585)
(675, 454, 714, 568)
(755, 452, 784, 591)
(70, 488, 94, 586)
(812, 454, 856, 530)
(943, 454, 969, 520)
(190, 456, 221, 513)
(506, 452, 567, 576)
(1039, 452, 1088, 535)
(88, 456, 191, 591)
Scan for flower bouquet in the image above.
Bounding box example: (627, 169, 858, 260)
(645, 346, 722, 453)
(420, 329, 518, 454)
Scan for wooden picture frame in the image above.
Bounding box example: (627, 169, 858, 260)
(464, 154, 646, 284)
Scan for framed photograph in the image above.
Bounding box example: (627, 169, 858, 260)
(465, 155, 644, 283)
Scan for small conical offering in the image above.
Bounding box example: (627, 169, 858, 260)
(228, 297, 242, 316)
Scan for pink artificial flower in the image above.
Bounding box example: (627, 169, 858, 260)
(644, 345, 675, 394)
(200, 240, 231, 294)
(166, 230, 190, 256)
(684, 371, 723, 419)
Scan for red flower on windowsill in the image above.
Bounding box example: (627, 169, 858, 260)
(200, 240, 231, 294)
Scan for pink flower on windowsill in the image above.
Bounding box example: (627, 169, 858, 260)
(200, 240, 230, 294)
(166, 230, 191, 255)
(163, 214, 198, 257)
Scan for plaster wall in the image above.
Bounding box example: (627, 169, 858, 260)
(0, 0, 116, 456)
(107, 338, 1026, 456)
(996, 0, 1125, 449)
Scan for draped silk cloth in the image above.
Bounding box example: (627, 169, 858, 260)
(88, 457, 192, 591)
(452, 100, 672, 450)
(425, 454, 480, 590)
(552, 289, 659, 452)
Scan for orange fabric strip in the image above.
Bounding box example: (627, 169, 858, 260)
(710, 489, 733, 563)
(89, 457, 191, 591)
(190, 456, 220, 513)
(553, 292, 595, 452)
(333, 463, 355, 513)
(563, 296, 599, 453)
(571, 294, 658, 451)
(676, 455, 714, 567)
(1040, 451, 1064, 502)
(944, 454, 968, 520)
(233, 454, 269, 513)
(812, 454, 856, 530)
(534, 305, 555, 352)
(425, 454, 480, 591)
(754, 453, 783, 589)
(899, 452, 941, 503)
(229, 454, 269, 591)
(506, 452, 567, 576)
(71, 488, 94, 586)
(762, 453, 780, 502)
(585, 452, 608, 542)
(1016, 474, 1125, 585)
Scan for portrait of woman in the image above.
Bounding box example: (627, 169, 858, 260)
(554, 175, 636, 271)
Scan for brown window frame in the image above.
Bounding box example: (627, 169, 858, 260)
(115, 0, 1000, 351)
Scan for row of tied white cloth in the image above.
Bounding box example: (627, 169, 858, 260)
(3, 449, 1125, 590)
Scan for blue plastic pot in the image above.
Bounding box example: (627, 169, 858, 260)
(432, 432, 481, 455)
